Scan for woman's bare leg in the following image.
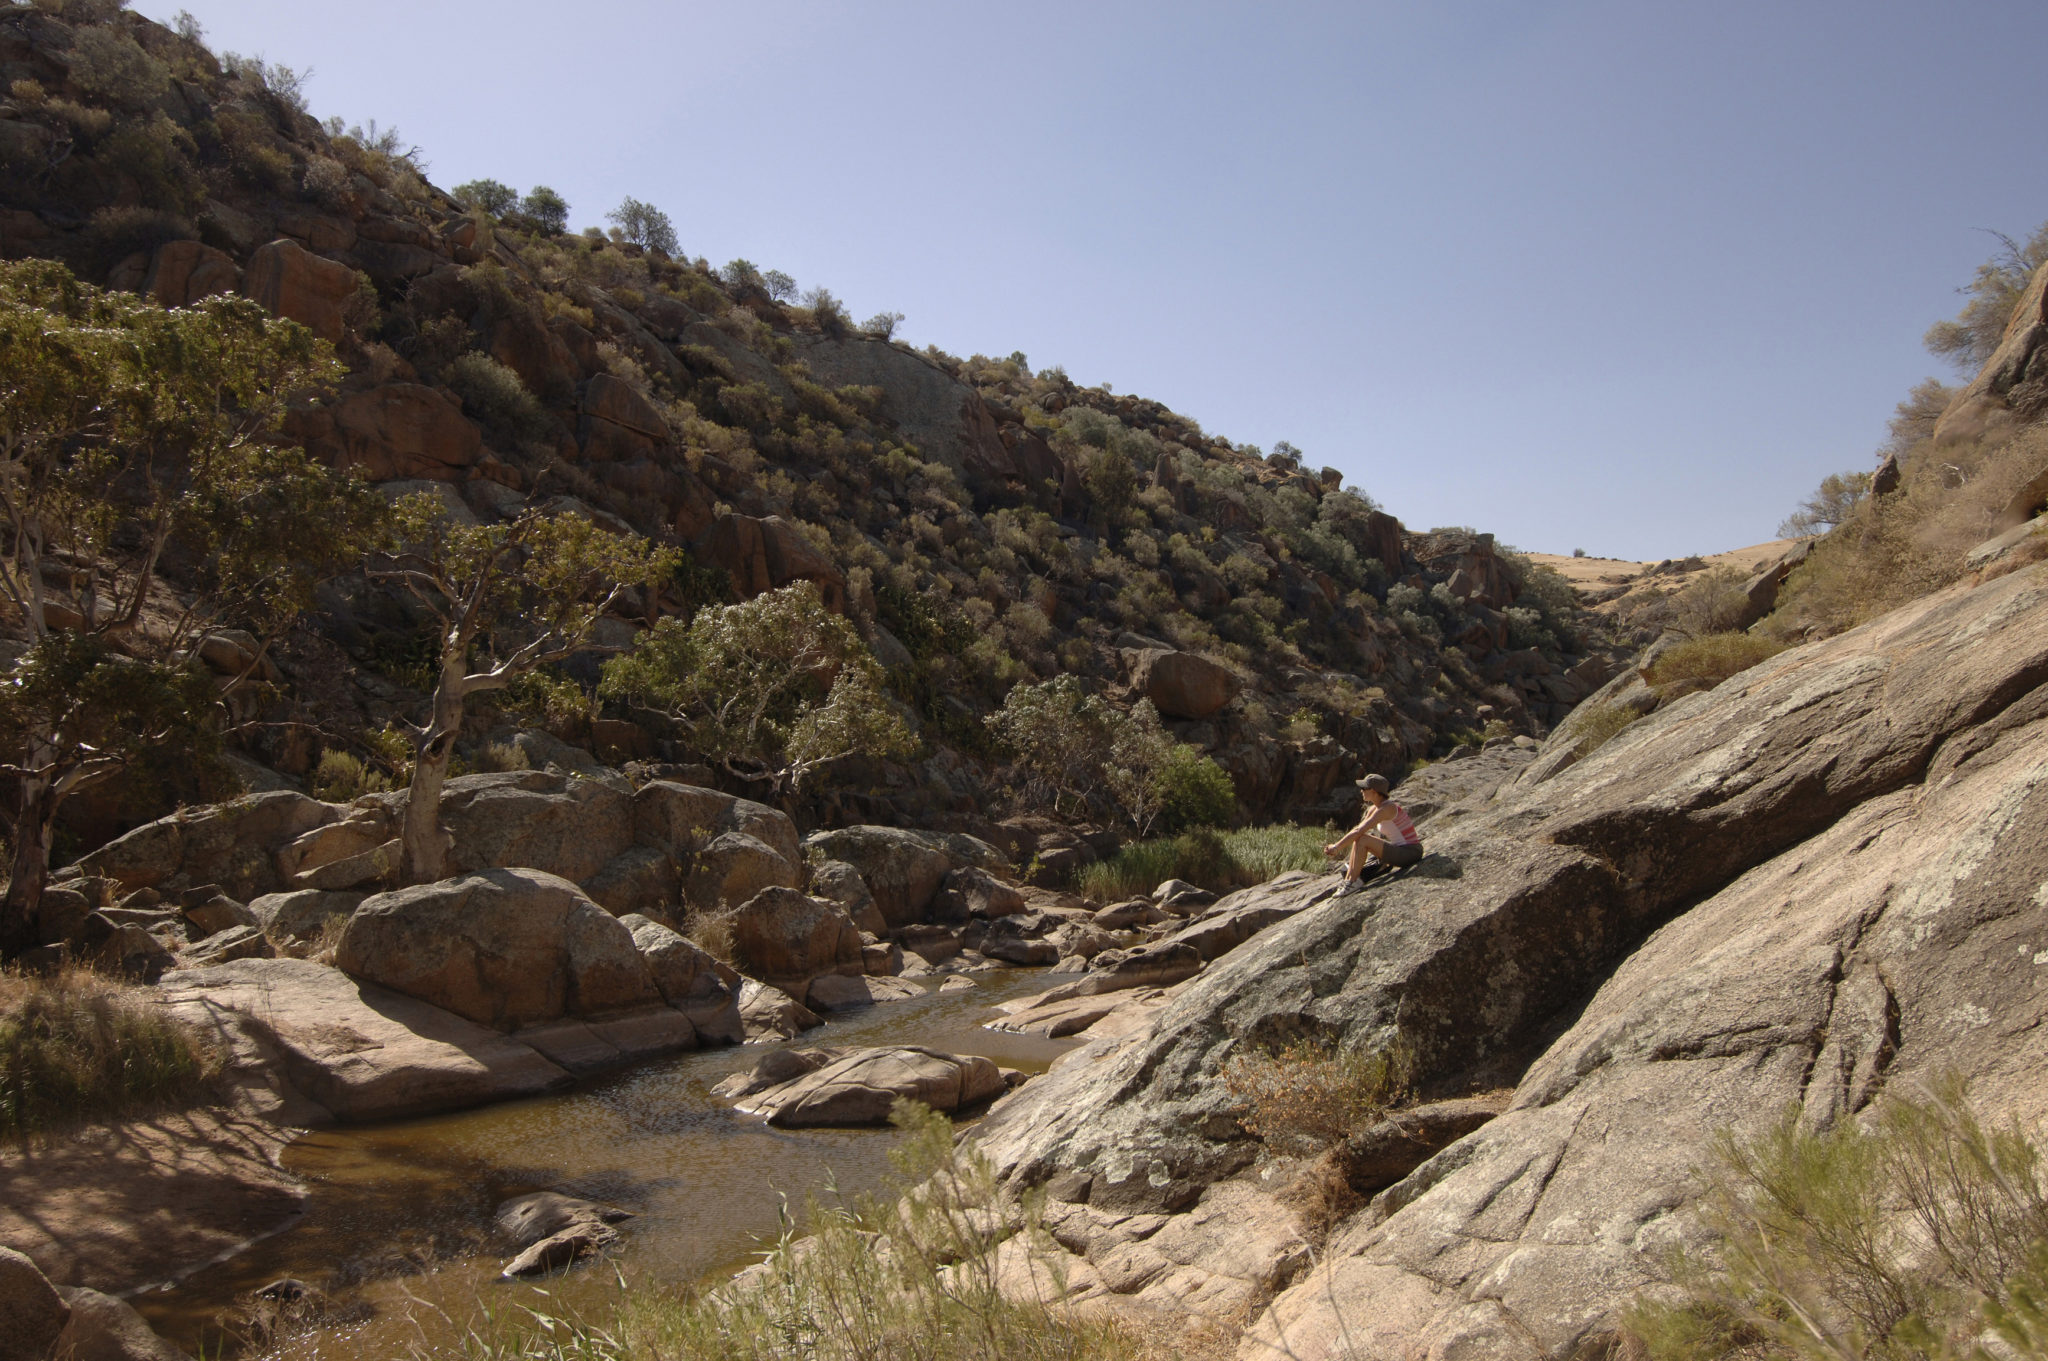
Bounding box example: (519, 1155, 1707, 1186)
(1347, 834, 1388, 879)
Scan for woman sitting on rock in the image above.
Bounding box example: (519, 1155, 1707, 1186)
(1324, 774, 1423, 890)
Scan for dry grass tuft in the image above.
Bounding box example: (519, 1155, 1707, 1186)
(1644, 633, 1788, 692)
(0, 965, 219, 1137)
(1222, 1038, 1412, 1159)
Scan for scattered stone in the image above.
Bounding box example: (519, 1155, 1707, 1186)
(939, 976, 978, 993)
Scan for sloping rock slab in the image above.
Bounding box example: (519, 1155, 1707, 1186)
(1165, 871, 1334, 961)
(973, 565, 2048, 1219)
(160, 958, 572, 1123)
(1244, 650, 2048, 1358)
(725, 1046, 1007, 1126)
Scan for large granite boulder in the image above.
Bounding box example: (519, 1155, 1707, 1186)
(0, 1245, 69, 1361)
(241, 237, 357, 341)
(335, 869, 659, 1029)
(249, 889, 364, 945)
(686, 832, 798, 912)
(49, 1286, 187, 1361)
(78, 791, 339, 900)
(728, 886, 863, 995)
(969, 562, 2048, 1355)
(803, 826, 1008, 928)
(694, 513, 846, 613)
(736, 979, 821, 1042)
(1122, 647, 1240, 720)
(618, 913, 743, 1045)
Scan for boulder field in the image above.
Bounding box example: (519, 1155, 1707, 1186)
(969, 560, 2048, 1356)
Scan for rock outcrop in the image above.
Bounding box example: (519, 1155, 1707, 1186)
(803, 826, 1007, 928)
(974, 562, 2048, 1352)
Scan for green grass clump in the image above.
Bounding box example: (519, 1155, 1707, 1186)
(1626, 1077, 2048, 1361)
(1077, 824, 1328, 902)
(1645, 632, 1788, 692)
(0, 967, 219, 1138)
(433, 1101, 1145, 1361)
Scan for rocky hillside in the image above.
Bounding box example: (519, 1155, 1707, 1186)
(0, 3, 1614, 850)
(969, 551, 2048, 1355)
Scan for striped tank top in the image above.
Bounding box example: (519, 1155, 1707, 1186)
(1379, 802, 1420, 846)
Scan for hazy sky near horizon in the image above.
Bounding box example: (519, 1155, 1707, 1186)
(139, 0, 2048, 559)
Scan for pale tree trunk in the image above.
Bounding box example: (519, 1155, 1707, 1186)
(1, 769, 55, 961)
(398, 652, 471, 886)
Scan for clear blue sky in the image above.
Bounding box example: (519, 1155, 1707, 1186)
(141, 0, 2048, 560)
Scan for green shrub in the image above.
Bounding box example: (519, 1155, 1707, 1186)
(453, 178, 518, 216)
(67, 26, 170, 105)
(309, 749, 389, 801)
(518, 186, 569, 235)
(1626, 1078, 2048, 1361)
(1155, 745, 1236, 832)
(440, 1102, 1144, 1361)
(443, 351, 551, 448)
(1, 967, 219, 1137)
(1645, 633, 1788, 691)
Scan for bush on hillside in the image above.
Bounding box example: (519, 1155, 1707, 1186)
(1924, 222, 2048, 375)
(606, 196, 678, 256)
(1625, 1078, 2048, 1360)
(518, 186, 569, 234)
(1779, 470, 1873, 538)
(1, 967, 219, 1137)
(442, 351, 551, 448)
(1644, 632, 1787, 692)
(453, 178, 518, 216)
(1770, 425, 2048, 636)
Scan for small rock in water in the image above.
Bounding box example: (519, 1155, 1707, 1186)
(806, 972, 923, 1012)
(939, 976, 977, 992)
(494, 1191, 632, 1279)
(501, 1228, 610, 1279)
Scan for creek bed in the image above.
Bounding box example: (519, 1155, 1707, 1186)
(136, 967, 1072, 1359)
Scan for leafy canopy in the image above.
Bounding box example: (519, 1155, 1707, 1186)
(986, 677, 1234, 835)
(601, 580, 913, 791)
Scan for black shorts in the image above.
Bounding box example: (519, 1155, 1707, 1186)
(1381, 841, 1423, 867)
